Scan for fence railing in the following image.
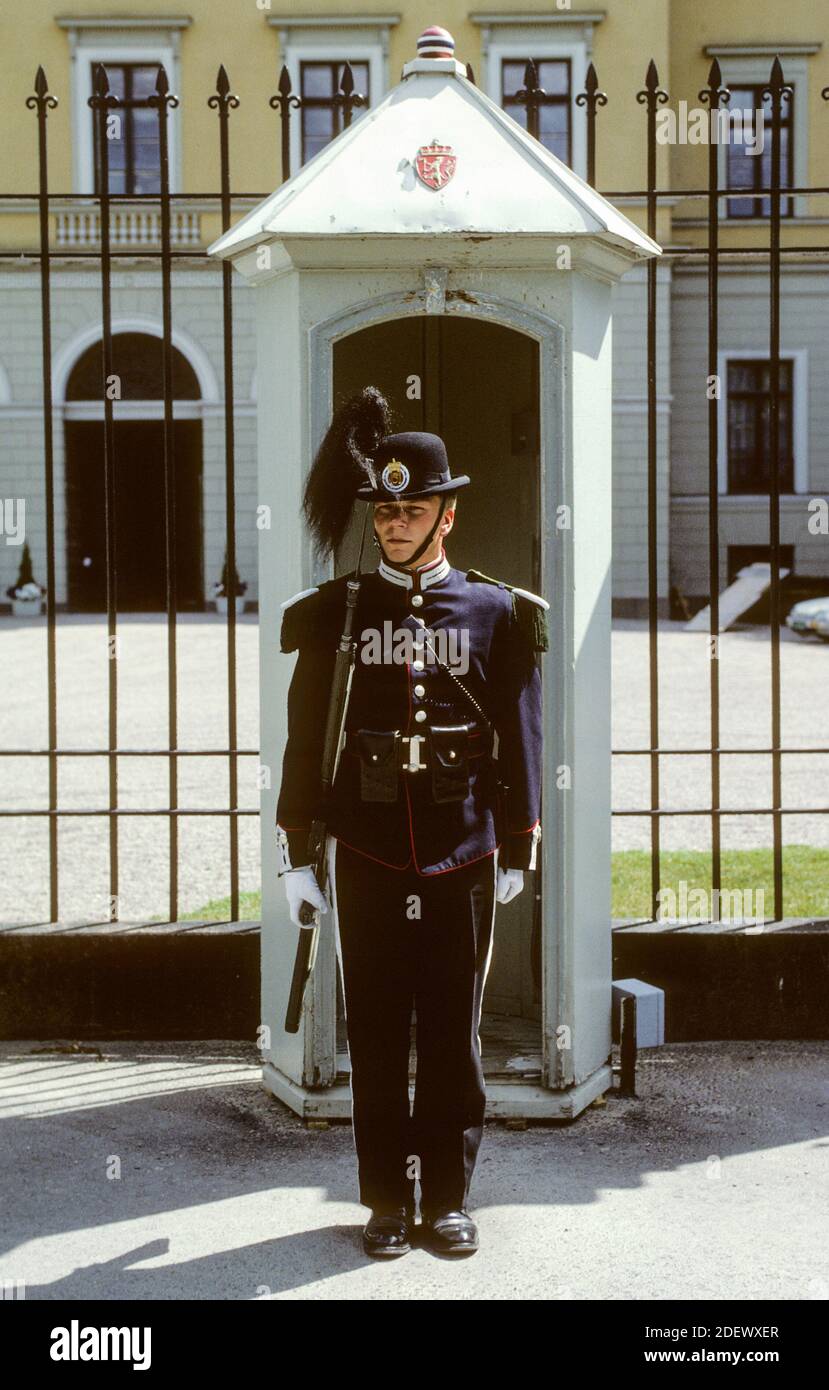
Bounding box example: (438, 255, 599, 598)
(1, 55, 826, 926)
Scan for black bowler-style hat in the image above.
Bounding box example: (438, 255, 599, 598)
(356, 431, 471, 501)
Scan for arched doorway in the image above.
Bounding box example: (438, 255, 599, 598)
(64, 332, 204, 611)
(333, 313, 543, 1066)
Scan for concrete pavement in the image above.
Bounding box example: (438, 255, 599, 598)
(1, 1037, 826, 1301)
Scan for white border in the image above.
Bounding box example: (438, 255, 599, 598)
(68, 37, 182, 195)
(52, 316, 221, 403)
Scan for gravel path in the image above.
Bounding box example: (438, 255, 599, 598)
(611, 618, 829, 852)
(1, 614, 827, 923)
(0, 615, 260, 925)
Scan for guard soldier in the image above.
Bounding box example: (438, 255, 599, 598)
(275, 386, 546, 1258)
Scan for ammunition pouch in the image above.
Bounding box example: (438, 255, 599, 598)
(429, 723, 471, 804)
(349, 724, 492, 804)
(356, 729, 399, 802)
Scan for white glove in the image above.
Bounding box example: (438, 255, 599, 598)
(283, 866, 328, 927)
(496, 867, 525, 904)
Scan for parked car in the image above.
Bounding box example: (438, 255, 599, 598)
(785, 596, 829, 637)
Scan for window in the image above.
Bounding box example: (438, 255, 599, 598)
(501, 58, 570, 163)
(300, 60, 370, 165)
(56, 18, 187, 195)
(472, 14, 603, 180)
(267, 16, 394, 175)
(91, 63, 162, 195)
(726, 85, 793, 219)
(726, 359, 793, 493)
(707, 47, 815, 221)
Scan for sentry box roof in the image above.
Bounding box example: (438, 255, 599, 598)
(208, 34, 661, 281)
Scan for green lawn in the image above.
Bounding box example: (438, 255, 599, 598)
(612, 846, 829, 919)
(151, 890, 262, 924)
(160, 845, 829, 923)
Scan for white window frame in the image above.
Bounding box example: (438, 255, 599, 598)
(707, 51, 811, 222)
(268, 17, 397, 174)
(59, 22, 185, 195)
(718, 348, 808, 495)
(470, 14, 606, 181)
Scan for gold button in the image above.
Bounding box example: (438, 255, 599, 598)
(448, 750, 456, 759)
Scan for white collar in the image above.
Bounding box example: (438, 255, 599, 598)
(377, 547, 451, 592)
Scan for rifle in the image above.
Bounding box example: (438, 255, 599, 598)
(284, 505, 372, 1033)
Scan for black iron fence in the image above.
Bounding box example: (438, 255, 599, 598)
(1, 56, 827, 925)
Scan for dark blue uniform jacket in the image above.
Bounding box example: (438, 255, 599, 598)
(275, 553, 545, 876)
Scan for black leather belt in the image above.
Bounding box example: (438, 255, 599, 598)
(344, 725, 493, 772)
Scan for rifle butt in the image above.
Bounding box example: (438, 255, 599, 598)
(284, 921, 320, 1033)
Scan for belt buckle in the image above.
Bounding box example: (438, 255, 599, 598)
(401, 732, 427, 772)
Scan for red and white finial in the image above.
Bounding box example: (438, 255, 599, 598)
(416, 26, 455, 60)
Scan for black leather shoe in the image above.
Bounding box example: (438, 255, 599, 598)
(362, 1206, 413, 1258)
(423, 1208, 479, 1256)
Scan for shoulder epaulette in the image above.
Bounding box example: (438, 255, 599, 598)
(466, 568, 550, 653)
(279, 573, 352, 653)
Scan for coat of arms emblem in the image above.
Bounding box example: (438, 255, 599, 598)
(414, 140, 457, 190)
(381, 459, 410, 492)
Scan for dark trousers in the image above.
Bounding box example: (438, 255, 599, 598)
(329, 836, 498, 1219)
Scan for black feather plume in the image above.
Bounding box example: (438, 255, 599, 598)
(302, 385, 392, 557)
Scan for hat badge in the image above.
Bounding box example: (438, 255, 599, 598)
(381, 458, 410, 492)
